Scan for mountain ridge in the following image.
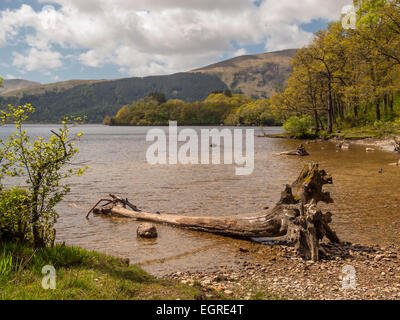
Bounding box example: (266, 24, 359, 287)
(190, 48, 297, 98)
(0, 49, 297, 123)
(0, 79, 41, 95)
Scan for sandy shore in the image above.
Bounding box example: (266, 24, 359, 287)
(164, 242, 400, 300)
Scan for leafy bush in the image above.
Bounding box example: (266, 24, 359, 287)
(373, 120, 399, 137)
(0, 188, 31, 243)
(283, 115, 313, 137)
(0, 103, 87, 248)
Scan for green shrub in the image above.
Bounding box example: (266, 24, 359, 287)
(283, 115, 313, 137)
(373, 120, 400, 137)
(0, 188, 31, 243)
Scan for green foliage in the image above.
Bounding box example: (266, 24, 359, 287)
(223, 89, 232, 97)
(271, 0, 400, 134)
(0, 102, 87, 248)
(148, 92, 166, 104)
(373, 120, 400, 137)
(235, 100, 280, 126)
(109, 92, 281, 126)
(0, 188, 30, 243)
(0, 248, 23, 277)
(283, 115, 313, 137)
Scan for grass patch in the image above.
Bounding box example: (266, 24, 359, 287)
(323, 124, 400, 140)
(0, 242, 219, 300)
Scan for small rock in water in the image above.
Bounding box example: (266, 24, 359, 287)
(337, 142, 350, 150)
(366, 148, 375, 152)
(137, 223, 158, 238)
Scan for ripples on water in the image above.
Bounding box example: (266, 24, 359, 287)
(1, 124, 399, 275)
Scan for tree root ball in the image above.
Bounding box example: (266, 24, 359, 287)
(137, 223, 158, 239)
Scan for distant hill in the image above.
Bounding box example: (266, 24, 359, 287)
(0, 73, 227, 123)
(190, 49, 297, 98)
(0, 79, 41, 95)
(0, 79, 106, 98)
(0, 49, 297, 123)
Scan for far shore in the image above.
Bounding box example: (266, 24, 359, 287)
(259, 133, 400, 154)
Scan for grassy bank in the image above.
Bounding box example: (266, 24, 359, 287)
(261, 124, 400, 141)
(0, 242, 221, 300)
(324, 125, 400, 140)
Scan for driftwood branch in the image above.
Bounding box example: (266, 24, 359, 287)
(278, 144, 310, 156)
(393, 138, 400, 154)
(88, 164, 339, 261)
(86, 193, 141, 218)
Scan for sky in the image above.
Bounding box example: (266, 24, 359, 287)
(0, 0, 353, 84)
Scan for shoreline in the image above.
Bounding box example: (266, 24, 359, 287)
(0, 242, 223, 300)
(260, 133, 400, 154)
(342, 137, 399, 153)
(164, 241, 400, 300)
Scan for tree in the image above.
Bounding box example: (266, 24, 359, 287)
(283, 115, 314, 138)
(224, 89, 233, 97)
(357, 0, 400, 65)
(270, 1, 400, 133)
(0, 103, 86, 247)
(148, 92, 167, 104)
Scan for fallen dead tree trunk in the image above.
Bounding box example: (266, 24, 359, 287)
(278, 144, 309, 156)
(88, 164, 339, 261)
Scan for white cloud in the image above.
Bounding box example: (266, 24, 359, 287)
(12, 48, 63, 72)
(1, 0, 353, 76)
(264, 24, 314, 52)
(232, 48, 247, 58)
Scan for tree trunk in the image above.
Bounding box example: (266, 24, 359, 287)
(390, 94, 394, 112)
(353, 105, 358, 118)
(314, 110, 320, 135)
(31, 180, 45, 248)
(90, 164, 340, 261)
(383, 95, 388, 114)
(375, 100, 381, 121)
(278, 144, 309, 156)
(327, 84, 333, 134)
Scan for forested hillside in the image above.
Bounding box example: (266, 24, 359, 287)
(191, 49, 296, 99)
(0, 73, 227, 123)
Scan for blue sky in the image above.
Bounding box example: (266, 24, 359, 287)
(0, 0, 351, 84)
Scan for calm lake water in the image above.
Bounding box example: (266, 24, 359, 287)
(1, 124, 400, 275)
